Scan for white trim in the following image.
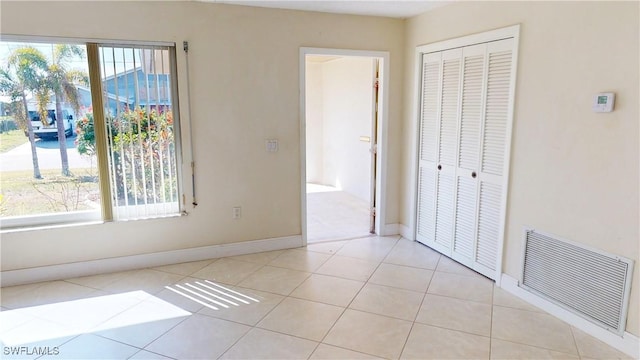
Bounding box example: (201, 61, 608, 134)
(494, 26, 520, 280)
(299, 49, 308, 246)
(1, 210, 102, 231)
(0, 33, 175, 47)
(0, 235, 302, 287)
(399, 224, 412, 240)
(382, 223, 400, 236)
(299, 47, 390, 243)
(376, 53, 390, 238)
(408, 47, 425, 243)
(416, 25, 520, 54)
(500, 274, 640, 359)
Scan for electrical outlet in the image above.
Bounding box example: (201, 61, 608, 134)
(232, 206, 242, 219)
(266, 139, 278, 152)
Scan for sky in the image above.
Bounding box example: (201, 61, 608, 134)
(0, 41, 89, 73)
(0, 41, 141, 78)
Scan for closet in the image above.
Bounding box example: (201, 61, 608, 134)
(415, 27, 519, 280)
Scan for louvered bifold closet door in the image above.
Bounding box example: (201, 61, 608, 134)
(474, 38, 515, 278)
(451, 44, 486, 267)
(416, 52, 442, 247)
(431, 48, 462, 255)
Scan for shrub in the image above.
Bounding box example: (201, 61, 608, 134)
(75, 107, 176, 204)
(0, 117, 18, 133)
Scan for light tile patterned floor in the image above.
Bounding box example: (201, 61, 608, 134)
(0, 236, 632, 359)
(306, 184, 371, 243)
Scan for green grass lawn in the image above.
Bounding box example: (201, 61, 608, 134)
(0, 130, 28, 153)
(0, 168, 100, 216)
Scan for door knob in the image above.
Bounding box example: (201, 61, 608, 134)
(437, 165, 442, 170)
(472, 171, 477, 178)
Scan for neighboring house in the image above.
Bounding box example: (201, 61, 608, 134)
(76, 85, 130, 117)
(102, 66, 171, 114)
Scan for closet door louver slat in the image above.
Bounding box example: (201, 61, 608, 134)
(417, 167, 436, 241)
(452, 45, 485, 265)
(415, 53, 442, 248)
(435, 172, 455, 250)
(438, 58, 461, 167)
(421, 61, 440, 163)
(475, 181, 501, 270)
(453, 176, 476, 259)
(458, 54, 484, 170)
(481, 50, 512, 177)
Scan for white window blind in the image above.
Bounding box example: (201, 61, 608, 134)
(98, 45, 180, 220)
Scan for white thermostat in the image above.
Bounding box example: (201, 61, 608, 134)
(593, 92, 615, 113)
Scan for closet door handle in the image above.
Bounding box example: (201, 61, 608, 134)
(471, 171, 477, 178)
(437, 165, 442, 170)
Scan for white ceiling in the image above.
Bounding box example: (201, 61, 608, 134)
(202, 1, 451, 19)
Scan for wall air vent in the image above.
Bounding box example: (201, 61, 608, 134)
(520, 228, 634, 335)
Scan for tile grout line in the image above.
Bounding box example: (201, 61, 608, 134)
(87, 275, 194, 357)
(229, 243, 340, 360)
(397, 263, 435, 360)
(63, 272, 129, 291)
(568, 324, 583, 358)
(212, 264, 318, 359)
(212, 252, 296, 360)
(308, 239, 390, 359)
(488, 285, 495, 359)
(491, 337, 585, 358)
(307, 233, 376, 245)
(128, 348, 178, 360)
(148, 259, 216, 277)
(308, 237, 401, 359)
(33, 333, 82, 360)
(299, 243, 345, 359)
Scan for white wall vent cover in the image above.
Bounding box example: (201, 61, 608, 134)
(520, 228, 634, 335)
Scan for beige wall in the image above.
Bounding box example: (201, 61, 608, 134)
(0, 2, 404, 269)
(305, 62, 324, 184)
(402, 1, 639, 335)
(321, 57, 374, 201)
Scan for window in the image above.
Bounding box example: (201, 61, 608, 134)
(0, 38, 183, 228)
(97, 45, 181, 220)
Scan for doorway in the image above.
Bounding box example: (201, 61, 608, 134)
(300, 48, 389, 245)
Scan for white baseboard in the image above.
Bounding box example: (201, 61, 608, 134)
(382, 223, 399, 236)
(399, 224, 412, 240)
(1, 235, 303, 287)
(500, 274, 639, 358)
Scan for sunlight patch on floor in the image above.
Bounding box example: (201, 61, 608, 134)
(0, 291, 190, 347)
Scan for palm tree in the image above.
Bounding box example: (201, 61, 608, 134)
(3, 47, 51, 179)
(47, 44, 87, 177)
(0, 68, 41, 179)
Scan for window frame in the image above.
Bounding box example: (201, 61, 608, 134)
(0, 35, 185, 230)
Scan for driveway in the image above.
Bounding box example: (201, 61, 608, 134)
(0, 136, 95, 172)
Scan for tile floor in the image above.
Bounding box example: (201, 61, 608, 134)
(306, 183, 371, 243)
(0, 236, 632, 360)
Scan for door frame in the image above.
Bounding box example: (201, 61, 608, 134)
(299, 47, 390, 245)
(409, 25, 520, 284)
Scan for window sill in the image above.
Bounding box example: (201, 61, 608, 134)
(0, 210, 186, 234)
(0, 210, 103, 233)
